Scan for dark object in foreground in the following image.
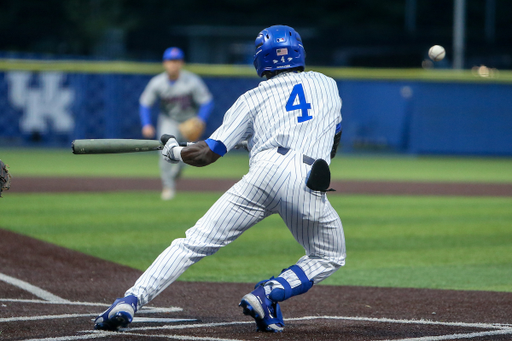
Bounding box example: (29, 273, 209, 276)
(0, 159, 12, 197)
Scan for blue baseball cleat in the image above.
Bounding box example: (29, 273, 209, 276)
(94, 295, 138, 331)
(239, 283, 284, 332)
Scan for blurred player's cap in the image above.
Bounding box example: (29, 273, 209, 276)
(163, 47, 184, 61)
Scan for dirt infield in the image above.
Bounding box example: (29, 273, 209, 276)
(2, 178, 512, 340)
(10, 177, 512, 196)
(1, 229, 512, 341)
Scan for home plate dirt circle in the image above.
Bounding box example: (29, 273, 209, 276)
(2, 178, 512, 340)
(2, 228, 512, 341)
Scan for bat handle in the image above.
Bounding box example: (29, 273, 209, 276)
(160, 134, 193, 147)
(160, 134, 174, 145)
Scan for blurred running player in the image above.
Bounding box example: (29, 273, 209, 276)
(139, 47, 214, 200)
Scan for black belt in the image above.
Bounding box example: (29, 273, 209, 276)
(277, 147, 315, 166)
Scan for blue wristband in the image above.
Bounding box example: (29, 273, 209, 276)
(205, 138, 227, 156)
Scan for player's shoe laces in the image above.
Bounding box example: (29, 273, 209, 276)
(94, 295, 138, 331)
(239, 283, 284, 332)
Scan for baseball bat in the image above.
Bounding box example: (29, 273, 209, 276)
(72, 135, 176, 154)
(72, 139, 163, 154)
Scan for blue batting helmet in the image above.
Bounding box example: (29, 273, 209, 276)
(253, 25, 306, 77)
(163, 47, 184, 61)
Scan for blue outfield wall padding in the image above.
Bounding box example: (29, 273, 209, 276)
(0, 68, 511, 155)
(337, 80, 414, 152)
(408, 82, 512, 155)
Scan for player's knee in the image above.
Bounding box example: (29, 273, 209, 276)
(176, 237, 219, 256)
(308, 260, 344, 284)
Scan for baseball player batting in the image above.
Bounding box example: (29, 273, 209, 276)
(94, 25, 345, 333)
(139, 47, 214, 200)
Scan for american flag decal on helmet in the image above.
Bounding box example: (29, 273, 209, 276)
(276, 48, 288, 56)
(276, 38, 285, 42)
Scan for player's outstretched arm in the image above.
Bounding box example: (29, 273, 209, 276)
(181, 141, 221, 167)
(161, 135, 220, 167)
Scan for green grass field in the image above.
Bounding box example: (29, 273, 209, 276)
(1, 148, 512, 292)
(2, 148, 512, 182)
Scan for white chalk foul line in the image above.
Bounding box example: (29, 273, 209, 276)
(0, 299, 182, 324)
(0, 313, 96, 323)
(21, 328, 512, 341)
(0, 273, 70, 303)
(0, 298, 110, 307)
(0, 298, 182, 310)
(297, 316, 512, 341)
(0, 310, 184, 324)
(133, 317, 198, 323)
(140, 306, 183, 313)
(127, 320, 252, 331)
(25, 330, 243, 341)
(122, 315, 512, 341)
(0, 314, 191, 325)
(289, 315, 510, 330)
(381, 328, 512, 341)
(16, 315, 512, 341)
(127, 315, 510, 332)
(100, 331, 243, 341)
(22, 331, 113, 341)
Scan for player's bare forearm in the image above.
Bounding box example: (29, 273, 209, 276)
(181, 141, 221, 167)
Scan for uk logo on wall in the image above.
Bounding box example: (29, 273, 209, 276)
(7, 71, 75, 135)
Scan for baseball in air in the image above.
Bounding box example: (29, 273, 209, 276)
(428, 45, 446, 62)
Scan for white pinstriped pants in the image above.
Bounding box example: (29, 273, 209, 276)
(126, 148, 346, 307)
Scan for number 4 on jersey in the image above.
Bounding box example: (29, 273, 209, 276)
(286, 83, 312, 123)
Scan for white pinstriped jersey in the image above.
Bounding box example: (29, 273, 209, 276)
(126, 70, 346, 308)
(209, 71, 342, 162)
